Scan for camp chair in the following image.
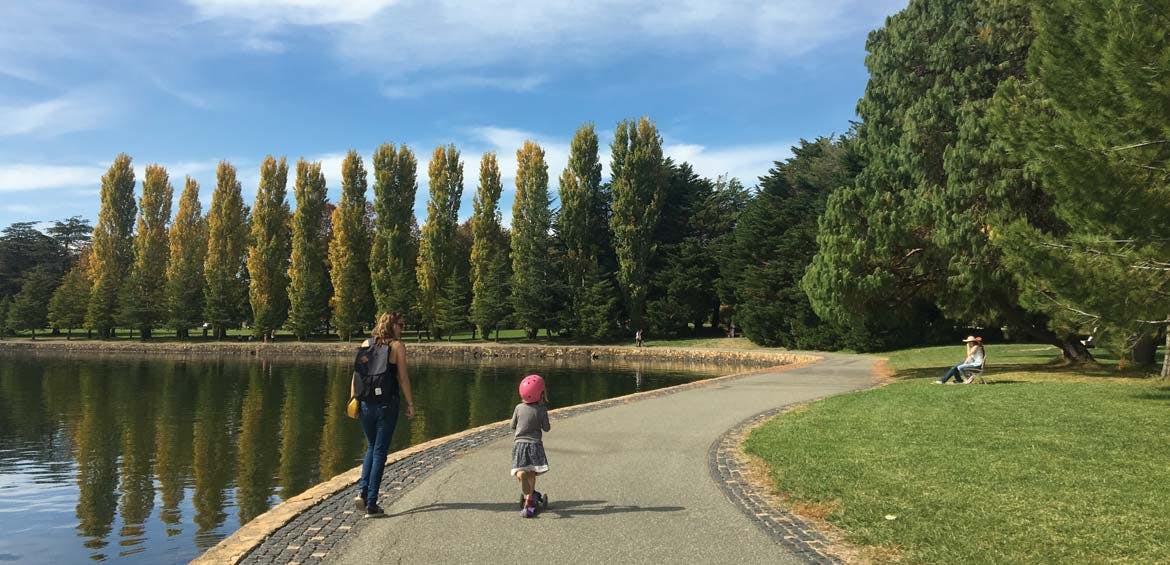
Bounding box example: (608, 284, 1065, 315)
(962, 357, 987, 384)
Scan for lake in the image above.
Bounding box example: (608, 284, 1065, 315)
(0, 351, 748, 564)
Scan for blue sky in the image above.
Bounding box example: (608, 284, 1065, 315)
(0, 0, 908, 228)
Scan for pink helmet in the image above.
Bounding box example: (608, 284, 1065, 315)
(519, 374, 545, 403)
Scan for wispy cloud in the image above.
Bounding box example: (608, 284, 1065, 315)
(663, 141, 793, 188)
(0, 87, 117, 137)
(381, 74, 546, 99)
(0, 163, 105, 193)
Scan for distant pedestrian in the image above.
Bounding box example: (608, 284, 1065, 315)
(635, 328, 644, 348)
(353, 312, 416, 517)
(512, 374, 551, 518)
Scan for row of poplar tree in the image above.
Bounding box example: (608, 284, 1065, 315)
(19, 117, 755, 342)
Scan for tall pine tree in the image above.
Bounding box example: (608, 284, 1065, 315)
(287, 160, 330, 340)
(328, 151, 372, 340)
(86, 154, 136, 338)
(49, 249, 92, 339)
(247, 156, 291, 340)
(204, 161, 250, 339)
(121, 164, 173, 339)
(167, 177, 207, 339)
(416, 144, 463, 338)
(469, 153, 510, 338)
(370, 143, 420, 316)
(510, 141, 552, 338)
(609, 117, 665, 334)
(557, 123, 615, 337)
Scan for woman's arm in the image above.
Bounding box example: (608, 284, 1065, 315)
(392, 341, 416, 419)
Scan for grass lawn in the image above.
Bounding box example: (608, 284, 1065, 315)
(744, 343, 1170, 564)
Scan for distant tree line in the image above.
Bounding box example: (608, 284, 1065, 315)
(4, 0, 1166, 374)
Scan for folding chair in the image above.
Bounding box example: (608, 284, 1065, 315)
(962, 358, 987, 384)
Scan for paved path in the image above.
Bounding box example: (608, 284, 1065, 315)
(327, 354, 877, 564)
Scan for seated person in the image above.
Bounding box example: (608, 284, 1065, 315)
(934, 336, 985, 384)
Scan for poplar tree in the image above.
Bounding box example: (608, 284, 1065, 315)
(247, 156, 291, 339)
(328, 150, 372, 340)
(370, 143, 420, 316)
(50, 250, 92, 339)
(609, 117, 665, 333)
(469, 153, 510, 338)
(416, 144, 463, 338)
(204, 161, 250, 339)
(120, 164, 173, 339)
(86, 154, 136, 338)
(557, 123, 614, 336)
(167, 177, 207, 339)
(510, 141, 552, 338)
(287, 160, 330, 340)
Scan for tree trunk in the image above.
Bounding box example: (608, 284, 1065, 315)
(31, 328, 36, 340)
(1161, 324, 1170, 379)
(710, 300, 720, 331)
(1130, 332, 1157, 366)
(1056, 335, 1094, 364)
(67, 328, 71, 340)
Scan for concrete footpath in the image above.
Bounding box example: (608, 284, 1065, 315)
(327, 354, 877, 564)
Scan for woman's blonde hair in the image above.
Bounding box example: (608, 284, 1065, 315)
(372, 312, 403, 345)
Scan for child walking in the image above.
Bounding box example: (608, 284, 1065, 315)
(511, 374, 551, 518)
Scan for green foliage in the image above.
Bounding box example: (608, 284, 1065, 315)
(166, 177, 207, 338)
(733, 137, 859, 349)
(49, 250, 91, 337)
(991, 0, 1170, 357)
(645, 162, 716, 337)
(287, 160, 330, 340)
(328, 151, 373, 341)
(9, 265, 58, 338)
(0, 297, 10, 338)
(120, 164, 173, 338)
(470, 153, 510, 337)
(45, 216, 93, 264)
(609, 117, 666, 332)
(510, 140, 552, 338)
(370, 143, 420, 317)
(203, 161, 250, 339)
(87, 154, 137, 337)
(417, 144, 463, 337)
(0, 221, 65, 299)
(556, 123, 615, 335)
(247, 156, 291, 338)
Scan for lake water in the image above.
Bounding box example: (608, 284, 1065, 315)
(0, 351, 748, 564)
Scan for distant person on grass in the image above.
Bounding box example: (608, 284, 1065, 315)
(635, 328, 644, 348)
(354, 312, 416, 517)
(934, 336, 985, 385)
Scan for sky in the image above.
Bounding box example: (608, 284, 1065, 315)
(0, 0, 909, 229)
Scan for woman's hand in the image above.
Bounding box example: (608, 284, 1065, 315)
(405, 402, 416, 419)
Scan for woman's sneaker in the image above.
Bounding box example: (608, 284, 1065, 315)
(365, 504, 385, 518)
(354, 495, 367, 512)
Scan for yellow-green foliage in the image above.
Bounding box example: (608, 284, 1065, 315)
(370, 143, 419, 316)
(121, 164, 173, 335)
(609, 117, 665, 332)
(86, 153, 137, 336)
(166, 177, 207, 337)
(203, 161, 250, 338)
(416, 144, 463, 336)
(287, 160, 329, 340)
(247, 156, 291, 337)
(328, 150, 372, 340)
(510, 140, 551, 338)
(470, 152, 509, 336)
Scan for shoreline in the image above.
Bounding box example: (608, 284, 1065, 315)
(0, 339, 796, 366)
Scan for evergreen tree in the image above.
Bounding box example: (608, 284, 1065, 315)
(734, 137, 860, 348)
(416, 144, 463, 338)
(469, 153, 510, 338)
(557, 123, 614, 337)
(9, 266, 57, 339)
(610, 117, 666, 334)
(49, 250, 92, 339)
(0, 222, 67, 298)
(86, 154, 137, 338)
(46, 216, 93, 264)
(370, 143, 420, 316)
(645, 161, 714, 336)
(287, 160, 330, 340)
(510, 140, 552, 338)
(203, 161, 250, 339)
(247, 156, 291, 339)
(328, 150, 372, 340)
(120, 164, 173, 339)
(0, 297, 10, 338)
(167, 177, 208, 339)
(991, 0, 1170, 366)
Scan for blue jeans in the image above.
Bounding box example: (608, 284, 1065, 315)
(939, 363, 979, 383)
(358, 398, 399, 508)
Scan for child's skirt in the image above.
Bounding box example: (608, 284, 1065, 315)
(510, 440, 549, 476)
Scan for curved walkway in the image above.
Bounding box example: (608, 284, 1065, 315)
(319, 353, 877, 564)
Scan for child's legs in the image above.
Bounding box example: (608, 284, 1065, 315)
(525, 472, 536, 494)
(515, 470, 534, 495)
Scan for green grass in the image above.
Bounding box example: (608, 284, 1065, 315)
(745, 344, 1170, 563)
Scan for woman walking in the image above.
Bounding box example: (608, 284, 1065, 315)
(353, 312, 416, 517)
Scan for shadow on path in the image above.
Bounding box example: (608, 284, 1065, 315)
(390, 500, 685, 519)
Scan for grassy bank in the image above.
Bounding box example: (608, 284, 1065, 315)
(744, 344, 1170, 563)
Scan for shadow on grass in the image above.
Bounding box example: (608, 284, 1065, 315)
(1132, 387, 1170, 402)
(390, 499, 684, 519)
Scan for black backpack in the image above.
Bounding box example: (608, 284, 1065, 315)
(352, 341, 393, 402)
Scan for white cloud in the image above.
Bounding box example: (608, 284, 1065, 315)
(381, 74, 546, 99)
(0, 87, 116, 137)
(188, 0, 400, 25)
(0, 164, 105, 193)
(663, 141, 793, 188)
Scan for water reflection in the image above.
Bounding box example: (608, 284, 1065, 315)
(0, 351, 756, 564)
